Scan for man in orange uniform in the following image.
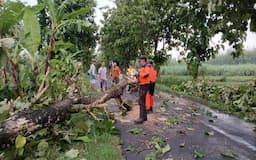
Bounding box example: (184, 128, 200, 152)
(146, 60, 157, 112)
(135, 56, 151, 124)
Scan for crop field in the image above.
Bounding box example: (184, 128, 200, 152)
(158, 63, 256, 122)
(160, 63, 256, 77)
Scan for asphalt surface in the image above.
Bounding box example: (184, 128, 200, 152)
(107, 90, 256, 160)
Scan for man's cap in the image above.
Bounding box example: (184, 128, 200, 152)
(92, 59, 96, 62)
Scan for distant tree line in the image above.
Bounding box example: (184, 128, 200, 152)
(207, 50, 256, 65)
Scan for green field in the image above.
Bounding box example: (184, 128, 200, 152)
(157, 75, 256, 87)
(160, 63, 256, 76)
(158, 63, 256, 122)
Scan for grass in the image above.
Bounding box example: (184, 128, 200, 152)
(157, 61, 256, 122)
(160, 63, 256, 76)
(157, 75, 255, 87)
(84, 133, 123, 160)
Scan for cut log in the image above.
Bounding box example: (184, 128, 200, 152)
(0, 79, 131, 149)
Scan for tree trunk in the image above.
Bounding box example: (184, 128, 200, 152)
(0, 79, 130, 149)
(8, 59, 23, 97)
(1, 66, 7, 86)
(44, 32, 55, 74)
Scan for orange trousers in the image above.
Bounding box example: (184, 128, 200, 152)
(146, 92, 154, 110)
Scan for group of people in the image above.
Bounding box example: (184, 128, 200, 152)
(88, 59, 121, 91)
(87, 56, 158, 124)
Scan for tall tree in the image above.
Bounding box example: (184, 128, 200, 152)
(101, 0, 256, 78)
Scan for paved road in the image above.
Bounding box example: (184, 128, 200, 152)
(108, 91, 256, 160)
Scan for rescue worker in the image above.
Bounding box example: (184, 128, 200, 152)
(146, 60, 157, 112)
(135, 56, 151, 124)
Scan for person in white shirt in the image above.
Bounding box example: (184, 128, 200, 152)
(88, 59, 97, 89)
(98, 61, 107, 91)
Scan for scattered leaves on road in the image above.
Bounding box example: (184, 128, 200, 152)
(166, 117, 179, 128)
(179, 142, 185, 148)
(205, 131, 215, 136)
(145, 152, 159, 160)
(161, 144, 171, 154)
(125, 145, 135, 152)
(194, 150, 204, 159)
(129, 128, 143, 134)
(221, 151, 238, 159)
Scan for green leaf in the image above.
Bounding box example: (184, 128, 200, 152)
(15, 135, 26, 149)
(0, 1, 24, 34)
(145, 152, 159, 160)
(54, 40, 74, 52)
(45, 0, 57, 24)
(17, 147, 24, 156)
(194, 150, 204, 159)
(221, 151, 238, 159)
(37, 140, 49, 151)
(63, 7, 90, 19)
(37, 140, 49, 156)
(179, 142, 185, 148)
(205, 131, 214, 136)
(75, 136, 92, 143)
(161, 144, 171, 154)
(129, 128, 143, 134)
(30, 3, 45, 12)
(65, 148, 79, 159)
(63, 135, 72, 144)
(21, 7, 41, 55)
(0, 100, 9, 114)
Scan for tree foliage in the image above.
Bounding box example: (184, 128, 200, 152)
(38, 0, 97, 67)
(101, 0, 256, 77)
(0, 0, 97, 101)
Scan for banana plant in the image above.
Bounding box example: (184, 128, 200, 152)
(43, 0, 91, 74)
(0, 1, 43, 97)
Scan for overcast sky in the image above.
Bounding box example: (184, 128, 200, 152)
(20, 0, 115, 26)
(19, 0, 256, 54)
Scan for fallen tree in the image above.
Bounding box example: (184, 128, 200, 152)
(0, 79, 132, 149)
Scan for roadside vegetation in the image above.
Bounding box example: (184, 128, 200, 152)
(0, 1, 122, 159)
(158, 51, 256, 122)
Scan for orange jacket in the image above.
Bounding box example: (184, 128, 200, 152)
(139, 65, 150, 85)
(149, 66, 157, 82)
(113, 66, 121, 77)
